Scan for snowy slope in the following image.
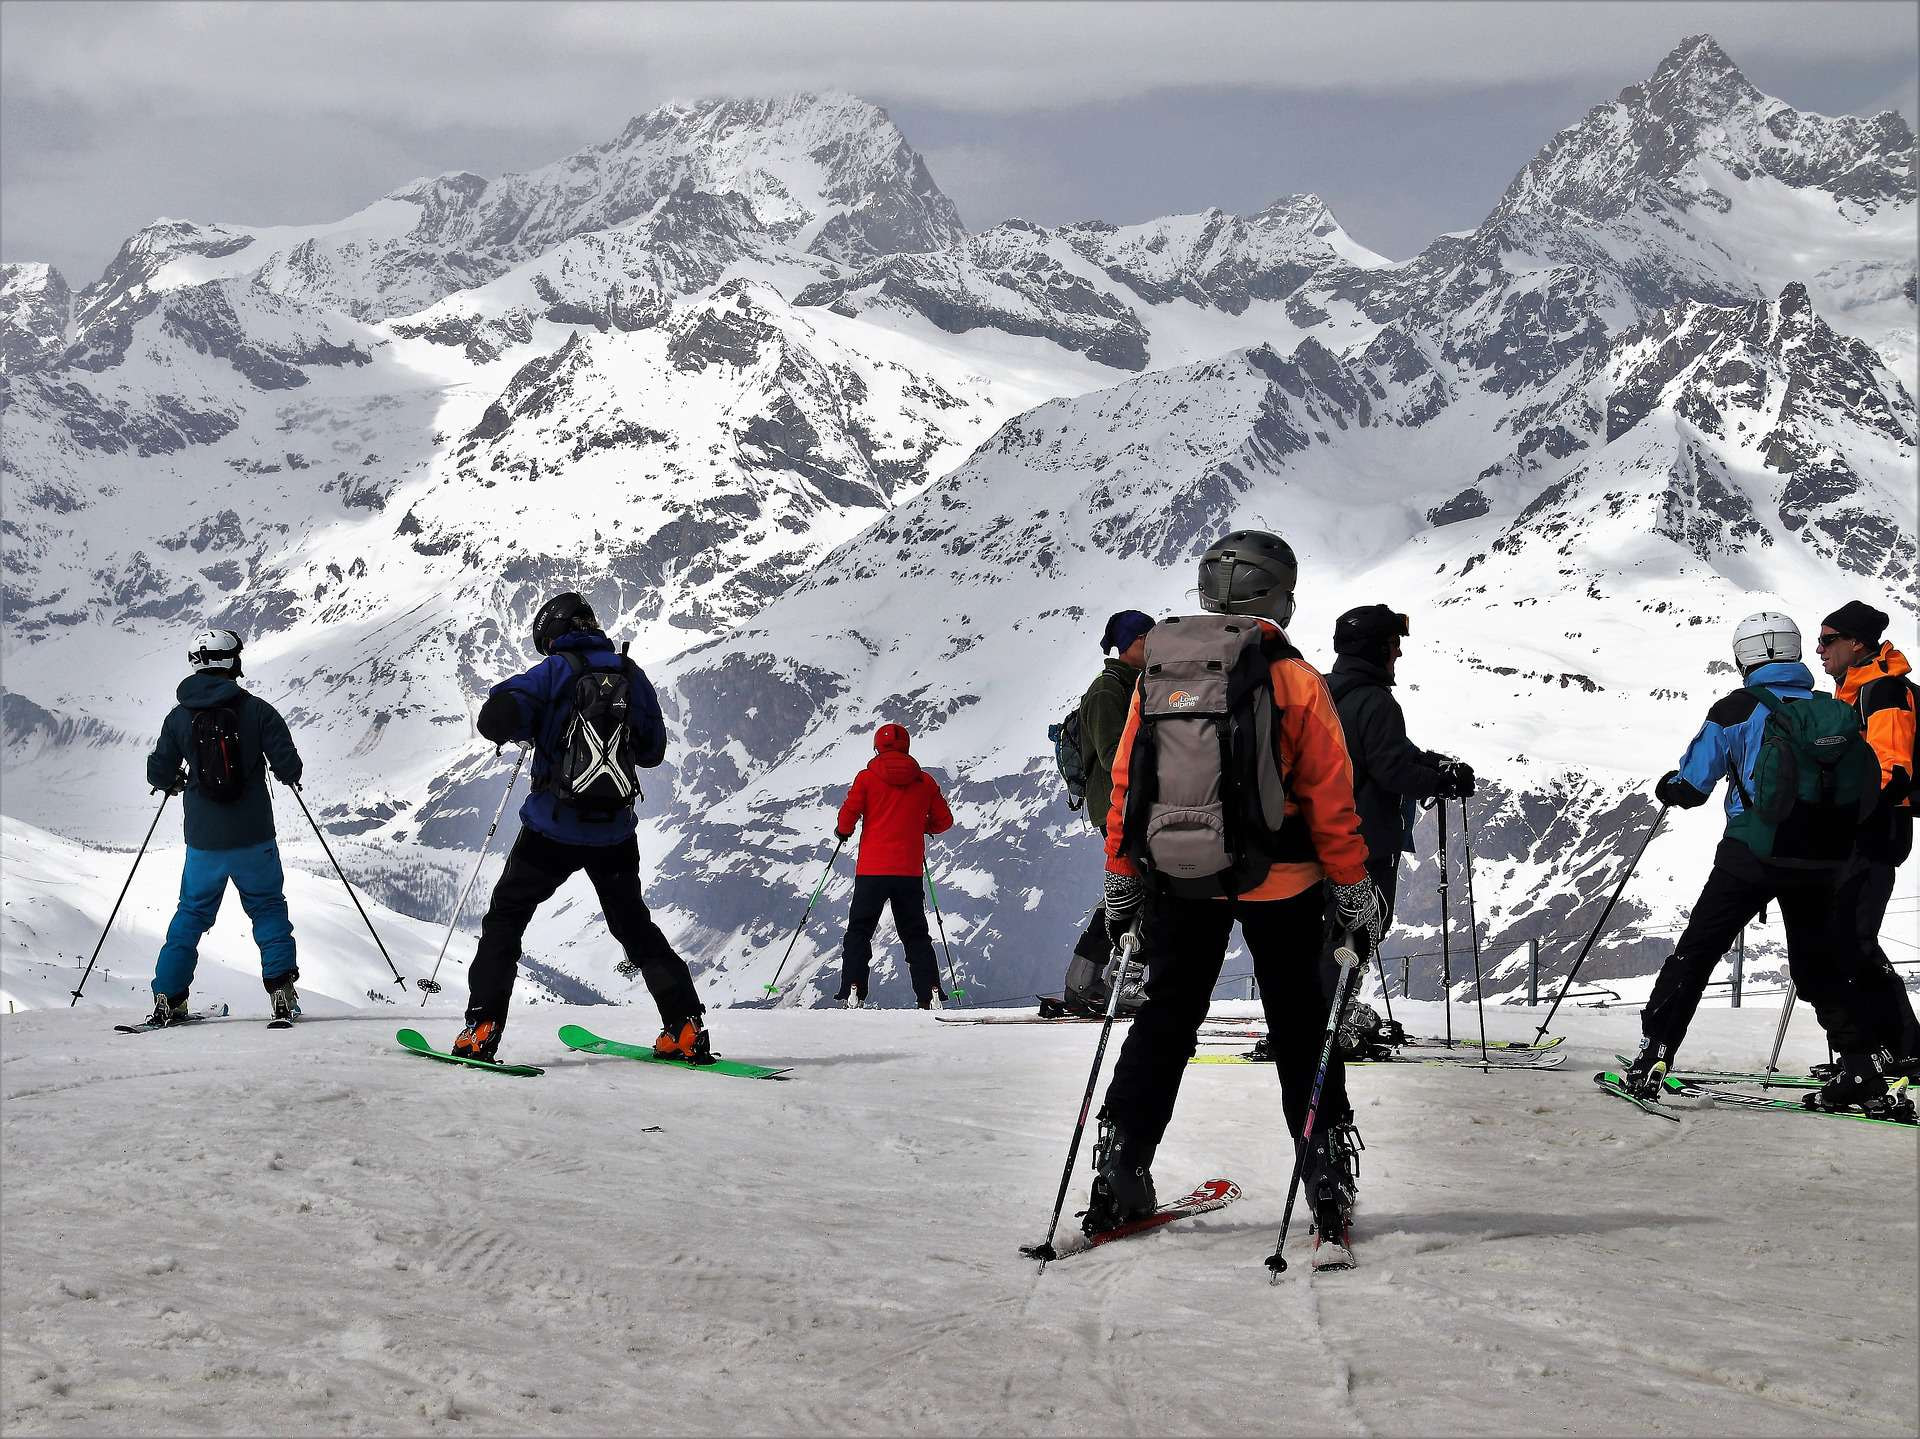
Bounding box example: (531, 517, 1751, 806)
(2, 999, 1914, 1436)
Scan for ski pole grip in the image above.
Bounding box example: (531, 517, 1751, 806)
(1332, 928, 1362, 970)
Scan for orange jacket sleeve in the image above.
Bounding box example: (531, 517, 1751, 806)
(926, 778, 954, 835)
(1866, 692, 1917, 795)
(836, 771, 867, 839)
(1104, 687, 1144, 876)
(1274, 658, 1370, 885)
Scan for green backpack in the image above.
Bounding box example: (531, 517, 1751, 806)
(1726, 686, 1879, 866)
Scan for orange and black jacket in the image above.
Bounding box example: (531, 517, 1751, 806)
(1838, 641, 1916, 863)
(1104, 619, 1369, 901)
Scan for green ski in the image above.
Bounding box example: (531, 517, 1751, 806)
(1613, 1055, 1820, 1089)
(1661, 1075, 1916, 1127)
(1593, 1070, 1680, 1122)
(557, 1024, 790, 1080)
(396, 1028, 544, 1077)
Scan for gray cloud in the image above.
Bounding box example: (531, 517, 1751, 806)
(4, 1, 1913, 283)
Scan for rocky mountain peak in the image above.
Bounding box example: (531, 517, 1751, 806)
(1635, 33, 1762, 123)
(0, 262, 74, 375)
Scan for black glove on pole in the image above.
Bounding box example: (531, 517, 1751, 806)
(420, 747, 527, 1003)
(762, 835, 845, 1000)
(1266, 927, 1363, 1281)
(287, 782, 406, 990)
(1531, 803, 1668, 1044)
(1025, 927, 1141, 1271)
(925, 864, 965, 1002)
(1436, 798, 1453, 1047)
(70, 789, 172, 1006)
(1460, 797, 1489, 1068)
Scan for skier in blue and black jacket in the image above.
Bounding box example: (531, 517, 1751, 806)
(451, 592, 708, 1065)
(144, 628, 303, 1026)
(1623, 612, 1887, 1112)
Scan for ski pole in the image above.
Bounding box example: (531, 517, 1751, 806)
(1436, 798, 1453, 1047)
(288, 782, 407, 991)
(1265, 927, 1363, 1282)
(70, 789, 172, 1006)
(925, 864, 965, 1001)
(1764, 981, 1797, 1084)
(1460, 798, 1489, 1068)
(420, 747, 527, 1003)
(1028, 926, 1140, 1272)
(1532, 804, 1668, 1044)
(762, 835, 845, 1001)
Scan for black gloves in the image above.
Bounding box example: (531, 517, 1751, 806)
(477, 692, 520, 745)
(1434, 757, 1476, 800)
(156, 771, 187, 797)
(1103, 872, 1146, 943)
(1654, 770, 1709, 809)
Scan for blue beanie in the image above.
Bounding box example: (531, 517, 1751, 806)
(1102, 610, 1156, 654)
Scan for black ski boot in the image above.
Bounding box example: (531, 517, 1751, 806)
(1247, 1036, 1274, 1064)
(1306, 1120, 1361, 1272)
(452, 1014, 506, 1063)
(1621, 1037, 1672, 1099)
(267, 979, 300, 1028)
(1336, 1001, 1399, 1061)
(145, 992, 190, 1027)
(1805, 1054, 1901, 1114)
(1083, 1110, 1157, 1236)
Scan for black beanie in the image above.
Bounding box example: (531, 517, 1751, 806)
(1334, 605, 1409, 663)
(1822, 600, 1889, 647)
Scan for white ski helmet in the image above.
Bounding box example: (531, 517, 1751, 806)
(188, 628, 243, 675)
(1731, 612, 1800, 673)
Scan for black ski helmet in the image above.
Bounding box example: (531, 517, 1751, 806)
(531, 591, 598, 656)
(1197, 530, 1297, 626)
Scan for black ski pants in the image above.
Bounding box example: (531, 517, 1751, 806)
(467, 828, 701, 1026)
(840, 873, 942, 1004)
(1839, 858, 1920, 1059)
(1104, 884, 1346, 1164)
(1642, 840, 1874, 1057)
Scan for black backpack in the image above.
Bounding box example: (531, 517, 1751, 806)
(551, 650, 641, 819)
(190, 702, 247, 803)
(1048, 709, 1087, 813)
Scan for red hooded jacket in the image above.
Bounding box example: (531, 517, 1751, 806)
(836, 724, 955, 876)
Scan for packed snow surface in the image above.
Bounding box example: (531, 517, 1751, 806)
(2, 998, 1914, 1436)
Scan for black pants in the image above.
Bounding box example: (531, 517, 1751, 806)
(1104, 885, 1345, 1168)
(1839, 859, 1920, 1058)
(1642, 840, 1874, 1057)
(840, 874, 942, 1003)
(467, 829, 701, 1026)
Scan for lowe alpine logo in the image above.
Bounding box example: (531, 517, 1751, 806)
(1168, 690, 1200, 711)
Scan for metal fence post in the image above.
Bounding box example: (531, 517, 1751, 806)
(1527, 937, 1539, 1007)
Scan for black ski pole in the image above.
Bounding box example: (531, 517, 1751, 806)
(420, 747, 527, 1003)
(1764, 981, 1797, 1085)
(1436, 798, 1453, 1047)
(1027, 926, 1140, 1272)
(925, 863, 965, 1002)
(70, 788, 172, 1006)
(1460, 798, 1489, 1068)
(287, 782, 406, 991)
(1532, 804, 1668, 1044)
(762, 835, 845, 1000)
(1265, 927, 1362, 1281)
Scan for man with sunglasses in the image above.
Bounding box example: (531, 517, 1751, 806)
(1627, 612, 1897, 1117)
(1816, 601, 1920, 1074)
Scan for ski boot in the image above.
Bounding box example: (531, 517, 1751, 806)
(145, 992, 191, 1027)
(1247, 1035, 1274, 1064)
(1620, 1037, 1672, 1099)
(847, 992, 865, 1010)
(266, 979, 300, 1027)
(1307, 1119, 1361, 1272)
(1082, 1109, 1157, 1237)
(1336, 1001, 1399, 1061)
(1804, 1054, 1913, 1118)
(654, 1015, 714, 1065)
(451, 1015, 505, 1063)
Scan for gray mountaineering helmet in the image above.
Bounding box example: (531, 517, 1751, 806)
(188, 627, 244, 675)
(531, 591, 599, 656)
(1197, 531, 1298, 626)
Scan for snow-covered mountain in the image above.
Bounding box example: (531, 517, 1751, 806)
(2, 37, 1913, 1013)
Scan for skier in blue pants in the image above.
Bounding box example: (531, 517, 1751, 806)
(144, 629, 305, 1025)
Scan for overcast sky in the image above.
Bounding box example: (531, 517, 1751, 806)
(3, 1, 1915, 285)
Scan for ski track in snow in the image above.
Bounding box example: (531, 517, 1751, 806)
(2, 1000, 1914, 1436)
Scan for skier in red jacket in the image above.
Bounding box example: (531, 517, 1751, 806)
(833, 723, 956, 1007)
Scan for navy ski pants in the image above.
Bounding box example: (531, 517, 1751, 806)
(153, 840, 297, 998)
(839, 874, 943, 1004)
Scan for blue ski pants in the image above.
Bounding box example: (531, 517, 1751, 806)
(153, 841, 297, 997)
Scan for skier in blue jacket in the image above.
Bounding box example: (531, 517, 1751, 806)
(451, 593, 708, 1064)
(144, 629, 304, 1025)
(1624, 613, 1891, 1113)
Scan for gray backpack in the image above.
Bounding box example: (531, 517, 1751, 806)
(1118, 615, 1312, 897)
